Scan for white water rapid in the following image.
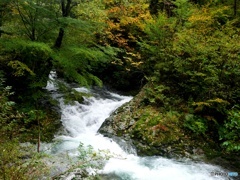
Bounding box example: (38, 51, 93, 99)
(45, 72, 230, 180)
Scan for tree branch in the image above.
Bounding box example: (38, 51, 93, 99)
(0, 29, 13, 36)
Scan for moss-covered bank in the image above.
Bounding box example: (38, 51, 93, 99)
(99, 85, 240, 172)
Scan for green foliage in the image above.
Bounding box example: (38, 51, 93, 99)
(0, 77, 24, 140)
(141, 4, 240, 103)
(0, 74, 60, 144)
(132, 108, 183, 145)
(0, 38, 53, 65)
(57, 82, 92, 105)
(73, 0, 107, 24)
(139, 12, 176, 77)
(1, 38, 53, 69)
(219, 109, 240, 152)
(173, 0, 193, 22)
(24, 110, 45, 124)
(8, 60, 35, 76)
(183, 114, 207, 135)
(141, 9, 240, 102)
(192, 98, 229, 119)
(139, 3, 240, 153)
(0, 77, 51, 179)
(0, 141, 49, 180)
(12, 0, 57, 41)
(54, 45, 119, 87)
(53, 142, 116, 179)
(77, 143, 112, 170)
(0, 38, 53, 101)
(144, 83, 171, 107)
(0, 0, 116, 102)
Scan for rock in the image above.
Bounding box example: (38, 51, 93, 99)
(98, 84, 240, 173)
(98, 173, 123, 180)
(98, 86, 197, 158)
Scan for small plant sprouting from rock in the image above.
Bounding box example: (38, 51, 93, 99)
(53, 142, 123, 179)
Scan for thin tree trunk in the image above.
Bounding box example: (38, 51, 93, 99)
(0, 23, 2, 37)
(54, 27, 64, 48)
(234, 0, 237, 16)
(0, 6, 4, 37)
(54, 0, 73, 48)
(37, 118, 40, 153)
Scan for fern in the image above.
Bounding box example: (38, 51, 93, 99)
(8, 60, 35, 76)
(53, 44, 118, 87)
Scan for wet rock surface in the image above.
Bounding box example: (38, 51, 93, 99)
(98, 87, 240, 173)
(98, 88, 194, 158)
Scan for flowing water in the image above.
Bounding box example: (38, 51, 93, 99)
(45, 72, 230, 180)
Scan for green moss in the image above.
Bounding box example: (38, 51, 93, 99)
(64, 89, 92, 105)
(131, 108, 184, 146)
(57, 82, 92, 105)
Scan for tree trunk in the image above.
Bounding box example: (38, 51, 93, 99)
(54, 0, 73, 48)
(234, 0, 237, 16)
(0, 4, 5, 37)
(37, 117, 40, 153)
(0, 21, 2, 37)
(54, 27, 64, 48)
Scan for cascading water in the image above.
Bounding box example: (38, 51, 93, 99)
(45, 72, 230, 180)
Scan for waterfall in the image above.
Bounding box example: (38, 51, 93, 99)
(45, 72, 230, 180)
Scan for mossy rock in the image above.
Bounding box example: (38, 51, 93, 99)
(57, 82, 92, 105)
(99, 83, 240, 165)
(99, 89, 195, 158)
(130, 108, 184, 145)
(63, 89, 92, 105)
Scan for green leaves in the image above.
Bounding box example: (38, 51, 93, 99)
(141, 4, 240, 103)
(0, 79, 25, 141)
(53, 45, 118, 87)
(173, 0, 193, 22)
(144, 84, 170, 107)
(0, 140, 50, 179)
(0, 38, 53, 101)
(138, 2, 240, 153)
(183, 114, 208, 135)
(132, 108, 182, 145)
(8, 60, 35, 76)
(219, 109, 240, 152)
(12, 0, 57, 41)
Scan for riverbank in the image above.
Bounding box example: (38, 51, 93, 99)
(99, 84, 240, 173)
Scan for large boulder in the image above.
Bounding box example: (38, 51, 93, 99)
(98, 86, 200, 158)
(99, 86, 240, 173)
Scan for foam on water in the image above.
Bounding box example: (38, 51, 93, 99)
(102, 156, 227, 180)
(46, 72, 230, 180)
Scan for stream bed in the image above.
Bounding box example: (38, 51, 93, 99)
(43, 72, 231, 180)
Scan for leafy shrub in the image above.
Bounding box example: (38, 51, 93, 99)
(219, 109, 240, 152)
(0, 141, 49, 180)
(183, 114, 208, 135)
(132, 108, 183, 145)
(144, 83, 170, 107)
(0, 77, 50, 179)
(0, 38, 53, 102)
(138, 3, 240, 152)
(53, 142, 115, 179)
(0, 77, 24, 140)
